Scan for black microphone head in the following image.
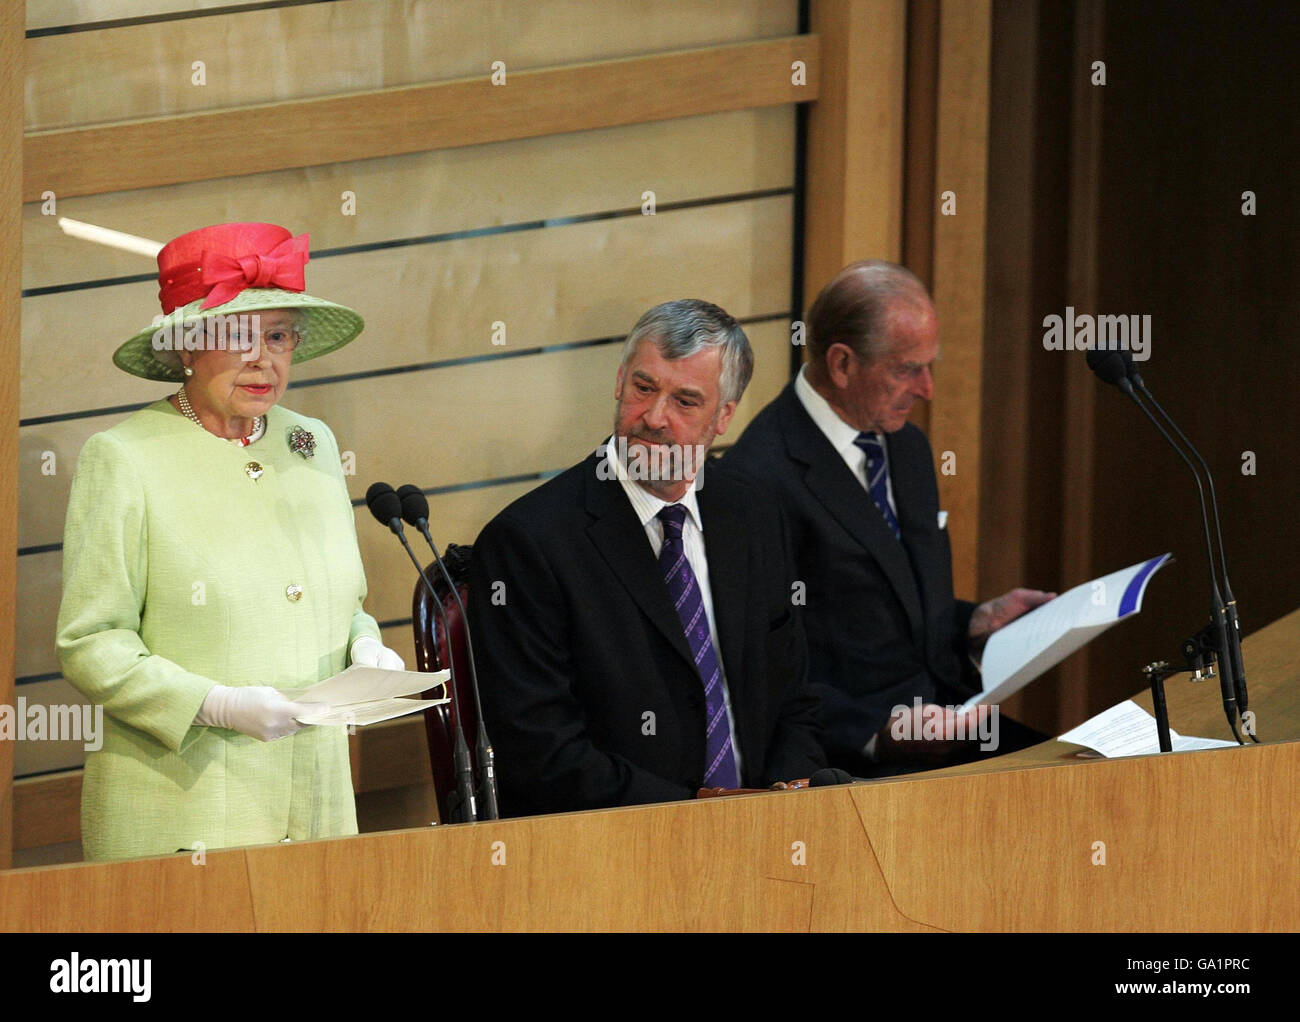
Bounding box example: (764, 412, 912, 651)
(396, 484, 430, 526)
(1116, 347, 1145, 388)
(1085, 348, 1129, 386)
(365, 482, 403, 527)
(809, 767, 854, 787)
(365, 481, 395, 508)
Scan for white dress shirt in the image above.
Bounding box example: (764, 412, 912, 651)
(794, 365, 898, 516)
(601, 437, 743, 775)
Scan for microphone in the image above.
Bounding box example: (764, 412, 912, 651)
(396, 484, 500, 821)
(365, 481, 478, 822)
(1118, 353, 1253, 739)
(1086, 353, 1242, 743)
(365, 481, 406, 536)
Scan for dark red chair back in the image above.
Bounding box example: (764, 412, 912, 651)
(411, 543, 477, 824)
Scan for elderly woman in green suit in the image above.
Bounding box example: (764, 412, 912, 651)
(57, 222, 404, 861)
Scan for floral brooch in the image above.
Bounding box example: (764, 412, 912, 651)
(287, 425, 316, 459)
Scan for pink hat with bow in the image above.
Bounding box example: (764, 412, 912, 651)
(114, 222, 364, 382)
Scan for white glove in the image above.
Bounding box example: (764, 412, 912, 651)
(195, 685, 321, 742)
(350, 635, 406, 671)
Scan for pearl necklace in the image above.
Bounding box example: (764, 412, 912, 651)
(176, 387, 264, 446)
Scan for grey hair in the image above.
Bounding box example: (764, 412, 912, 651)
(619, 299, 754, 405)
(806, 260, 932, 368)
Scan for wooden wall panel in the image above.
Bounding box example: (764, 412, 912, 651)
(26, 37, 815, 201)
(928, 0, 991, 604)
(1074, 0, 1300, 724)
(28, 1, 250, 32)
(978, 0, 1076, 733)
(901, 0, 939, 437)
(27, 0, 799, 130)
(22, 196, 792, 422)
(13, 769, 81, 852)
(1056, 0, 1106, 719)
(1, 0, 22, 870)
(23, 107, 794, 290)
(9, 677, 87, 777)
(803, 0, 906, 293)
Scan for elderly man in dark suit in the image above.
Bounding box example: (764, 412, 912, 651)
(468, 300, 825, 817)
(725, 261, 1053, 775)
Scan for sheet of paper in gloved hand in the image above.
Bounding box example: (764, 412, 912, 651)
(279, 665, 450, 727)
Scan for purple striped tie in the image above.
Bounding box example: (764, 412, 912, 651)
(657, 504, 740, 789)
(854, 431, 901, 540)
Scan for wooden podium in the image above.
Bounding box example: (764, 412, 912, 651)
(2, 610, 1295, 932)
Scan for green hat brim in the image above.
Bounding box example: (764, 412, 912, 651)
(113, 288, 364, 382)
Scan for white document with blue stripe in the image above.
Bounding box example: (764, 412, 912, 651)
(961, 554, 1172, 711)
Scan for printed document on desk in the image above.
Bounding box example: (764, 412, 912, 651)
(1058, 699, 1235, 757)
(961, 553, 1172, 710)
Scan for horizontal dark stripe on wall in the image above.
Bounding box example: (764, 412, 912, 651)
(362, 441, 735, 511)
(14, 765, 85, 783)
(16, 541, 63, 557)
(15, 671, 64, 687)
(21, 189, 794, 299)
(348, 467, 567, 510)
(27, 0, 340, 38)
(18, 426, 736, 558)
(291, 334, 624, 393)
(18, 311, 791, 427)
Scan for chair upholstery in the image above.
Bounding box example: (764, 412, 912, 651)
(411, 543, 478, 824)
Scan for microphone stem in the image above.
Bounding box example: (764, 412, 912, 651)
(1119, 383, 1242, 744)
(1121, 385, 1217, 598)
(1134, 382, 1232, 593)
(1134, 381, 1251, 731)
(392, 522, 478, 821)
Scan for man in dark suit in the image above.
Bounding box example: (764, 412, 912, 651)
(725, 262, 1053, 775)
(469, 300, 825, 817)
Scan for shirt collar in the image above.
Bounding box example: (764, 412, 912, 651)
(794, 364, 870, 456)
(602, 435, 704, 532)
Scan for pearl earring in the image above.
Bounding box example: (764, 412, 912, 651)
(183, 366, 194, 377)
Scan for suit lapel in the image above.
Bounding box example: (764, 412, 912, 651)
(888, 427, 943, 621)
(583, 452, 697, 672)
(886, 428, 933, 538)
(777, 386, 924, 642)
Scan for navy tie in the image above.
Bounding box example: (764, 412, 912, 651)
(854, 432, 901, 540)
(657, 504, 740, 789)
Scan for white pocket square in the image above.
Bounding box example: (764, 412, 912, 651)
(937, 510, 948, 530)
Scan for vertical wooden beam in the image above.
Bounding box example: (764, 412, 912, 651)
(979, 1, 1040, 602)
(929, 0, 992, 601)
(803, 0, 907, 301)
(901, 0, 940, 436)
(0, 1, 23, 870)
(1056, 0, 1106, 718)
(902, 0, 940, 289)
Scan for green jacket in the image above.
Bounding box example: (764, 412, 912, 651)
(57, 399, 381, 861)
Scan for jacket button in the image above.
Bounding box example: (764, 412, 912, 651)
(286, 584, 303, 602)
